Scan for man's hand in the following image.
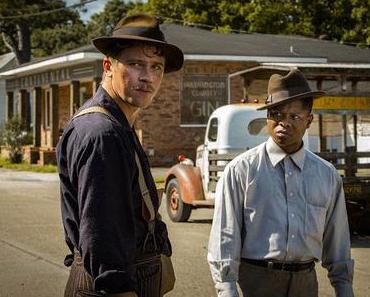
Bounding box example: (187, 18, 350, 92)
(107, 292, 138, 297)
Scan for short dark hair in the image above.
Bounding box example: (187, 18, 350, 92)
(302, 97, 313, 112)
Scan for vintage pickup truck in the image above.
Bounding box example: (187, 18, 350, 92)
(163, 101, 370, 233)
(164, 102, 268, 222)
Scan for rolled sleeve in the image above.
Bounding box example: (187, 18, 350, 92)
(215, 281, 239, 297)
(325, 260, 354, 297)
(208, 164, 245, 297)
(73, 129, 137, 293)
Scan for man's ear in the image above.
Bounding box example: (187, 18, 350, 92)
(103, 57, 113, 77)
(306, 114, 314, 129)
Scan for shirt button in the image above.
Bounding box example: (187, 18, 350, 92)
(289, 192, 293, 197)
(291, 213, 295, 218)
(291, 234, 295, 239)
(289, 172, 292, 176)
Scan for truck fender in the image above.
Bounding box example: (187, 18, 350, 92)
(164, 164, 205, 204)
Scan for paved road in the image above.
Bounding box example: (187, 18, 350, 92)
(0, 168, 369, 297)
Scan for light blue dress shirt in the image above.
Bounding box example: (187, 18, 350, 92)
(208, 137, 354, 297)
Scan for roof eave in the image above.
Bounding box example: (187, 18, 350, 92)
(0, 52, 104, 78)
(261, 62, 370, 69)
(184, 54, 327, 64)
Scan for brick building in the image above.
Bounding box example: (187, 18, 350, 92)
(1, 24, 370, 165)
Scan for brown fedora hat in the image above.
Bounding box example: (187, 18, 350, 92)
(257, 69, 325, 110)
(92, 14, 184, 73)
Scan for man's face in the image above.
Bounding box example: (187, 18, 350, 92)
(267, 99, 313, 154)
(107, 44, 165, 108)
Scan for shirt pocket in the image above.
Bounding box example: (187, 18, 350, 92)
(305, 203, 326, 242)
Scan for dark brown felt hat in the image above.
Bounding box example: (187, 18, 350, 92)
(92, 14, 184, 73)
(257, 69, 325, 110)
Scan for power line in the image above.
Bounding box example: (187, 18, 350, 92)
(0, 0, 97, 20)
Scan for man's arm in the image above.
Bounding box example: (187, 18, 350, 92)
(322, 172, 354, 297)
(71, 128, 138, 294)
(207, 164, 245, 297)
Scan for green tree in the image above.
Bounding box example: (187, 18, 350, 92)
(0, 0, 88, 64)
(144, 0, 240, 32)
(32, 21, 88, 56)
(341, 0, 370, 46)
(86, 0, 136, 41)
(0, 38, 7, 55)
(141, 0, 370, 46)
(1, 117, 32, 163)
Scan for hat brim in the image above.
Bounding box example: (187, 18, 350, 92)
(93, 35, 184, 73)
(256, 90, 326, 110)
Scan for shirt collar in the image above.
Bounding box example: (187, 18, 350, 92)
(266, 137, 306, 171)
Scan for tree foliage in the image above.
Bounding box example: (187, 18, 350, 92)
(32, 21, 88, 57)
(140, 0, 370, 46)
(1, 0, 369, 64)
(0, 0, 88, 64)
(86, 0, 136, 41)
(0, 117, 32, 163)
(0, 38, 8, 55)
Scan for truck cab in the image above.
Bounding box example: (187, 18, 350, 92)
(197, 104, 268, 198)
(164, 103, 268, 221)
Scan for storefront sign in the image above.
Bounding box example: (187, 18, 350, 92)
(6, 64, 96, 90)
(314, 96, 370, 110)
(181, 75, 228, 125)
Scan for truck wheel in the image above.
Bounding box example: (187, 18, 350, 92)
(166, 178, 192, 222)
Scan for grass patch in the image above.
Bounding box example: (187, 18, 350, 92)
(0, 158, 57, 173)
(154, 176, 164, 184)
(154, 177, 165, 189)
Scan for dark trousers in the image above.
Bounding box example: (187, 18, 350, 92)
(64, 252, 162, 297)
(238, 261, 318, 297)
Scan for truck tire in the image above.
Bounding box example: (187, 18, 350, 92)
(166, 178, 192, 222)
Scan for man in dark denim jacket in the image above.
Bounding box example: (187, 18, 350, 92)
(57, 14, 183, 297)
